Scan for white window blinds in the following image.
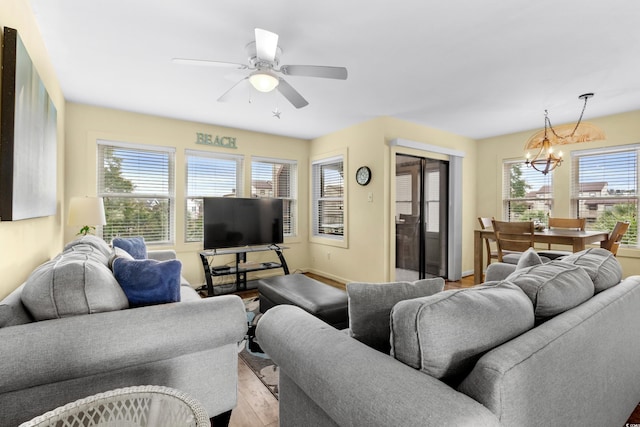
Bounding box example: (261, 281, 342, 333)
(312, 156, 344, 238)
(97, 141, 175, 244)
(502, 160, 553, 223)
(185, 150, 243, 243)
(251, 157, 297, 237)
(571, 145, 638, 247)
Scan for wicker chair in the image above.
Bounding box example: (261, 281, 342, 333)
(19, 385, 210, 427)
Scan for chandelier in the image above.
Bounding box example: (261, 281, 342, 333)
(524, 93, 606, 175)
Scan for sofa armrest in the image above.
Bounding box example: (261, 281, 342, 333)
(147, 249, 178, 262)
(0, 295, 247, 394)
(256, 305, 500, 427)
(485, 262, 517, 282)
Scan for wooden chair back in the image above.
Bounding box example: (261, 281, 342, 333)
(491, 220, 535, 261)
(546, 217, 586, 249)
(600, 221, 630, 256)
(478, 217, 496, 267)
(548, 217, 586, 231)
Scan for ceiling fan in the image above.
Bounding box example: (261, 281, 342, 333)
(173, 28, 348, 109)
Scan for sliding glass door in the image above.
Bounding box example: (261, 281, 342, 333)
(395, 154, 448, 280)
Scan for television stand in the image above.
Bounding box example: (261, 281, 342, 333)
(198, 245, 289, 296)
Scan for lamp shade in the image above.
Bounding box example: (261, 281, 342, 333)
(249, 71, 279, 92)
(68, 197, 106, 226)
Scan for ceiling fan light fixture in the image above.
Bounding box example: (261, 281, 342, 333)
(249, 71, 279, 93)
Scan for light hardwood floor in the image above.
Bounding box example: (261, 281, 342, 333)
(229, 357, 278, 427)
(228, 274, 640, 426)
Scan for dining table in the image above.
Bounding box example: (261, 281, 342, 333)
(474, 228, 610, 284)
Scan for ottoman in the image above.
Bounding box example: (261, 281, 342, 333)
(258, 274, 349, 329)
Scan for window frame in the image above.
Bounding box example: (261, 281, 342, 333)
(184, 149, 244, 243)
(251, 156, 298, 238)
(571, 144, 639, 248)
(311, 153, 347, 247)
(97, 140, 176, 245)
(502, 159, 553, 224)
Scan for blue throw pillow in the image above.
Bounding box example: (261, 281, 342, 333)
(112, 258, 181, 307)
(112, 237, 147, 260)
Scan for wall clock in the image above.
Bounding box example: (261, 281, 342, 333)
(356, 166, 371, 186)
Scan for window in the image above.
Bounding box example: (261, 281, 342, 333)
(251, 157, 297, 237)
(312, 156, 344, 238)
(185, 150, 243, 242)
(571, 145, 638, 247)
(502, 160, 553, 223)
(395, 174, 412, 216)
(97, 141, 175, 244)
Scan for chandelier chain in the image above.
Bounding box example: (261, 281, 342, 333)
(546, 95, 590, 140)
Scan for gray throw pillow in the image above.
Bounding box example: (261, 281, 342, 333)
(21, 253, 129, 321)
(390, 281, 534, 383)
(560, 248, 622, 293)
(516, 247, 543, 269)
(505, 261, 594, 322)
(347, 278, 445, 353)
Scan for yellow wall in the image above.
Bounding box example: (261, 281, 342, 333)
(65, 103, 310, 287)
(309, 116, 478, 283)
(0, 1, 66, 299)
(477, 110, 640, 277)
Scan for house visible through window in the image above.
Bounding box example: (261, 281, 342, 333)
(97, 140, 175, 244)
(251, 157, 297, 237)
(571, 145, 638, 248)
(185, 150, 243, 243)
(502, 160, 553, 223)
(312, 156, 344, 238)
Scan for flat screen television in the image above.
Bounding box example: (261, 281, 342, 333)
(203, 197, 284, 249)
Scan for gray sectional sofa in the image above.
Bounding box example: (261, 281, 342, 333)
(257, 248, 640, 426)
(0, 235, 248, 426)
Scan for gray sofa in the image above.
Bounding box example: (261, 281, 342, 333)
(0, 236, 248, 426)
(257, 248, 640, 426)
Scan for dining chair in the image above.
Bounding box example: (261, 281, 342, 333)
(491, 220, 535, 263)
(600, 221, 630, 256)
(477, 217, 497, 267)
(538, 217, 587, 259)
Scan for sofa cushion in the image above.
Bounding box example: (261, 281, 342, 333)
(62, 242, 111, 266)
(0, 304, 13, 328)
(112, 236, 147, 260)
(390, 282, 534, 383)
(112, 258, 182, 307)
(560, 248, 622, 293)
(64, 235, 112, 260)
(347, 278, 445, 352)
(21, 254, 129, 321)
(505, 261, 594, 322)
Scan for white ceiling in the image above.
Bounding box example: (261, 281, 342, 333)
(29, 0, 640, 140)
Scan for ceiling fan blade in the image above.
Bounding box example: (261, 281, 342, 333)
(255, 28, 279, 62)
(280, 65, 348, 80)
(217, 77, 250, 103)
(172, 58, 248, 69)
(277, 78, 309, 109)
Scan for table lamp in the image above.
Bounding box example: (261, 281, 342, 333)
(68, 196, 107, 235)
